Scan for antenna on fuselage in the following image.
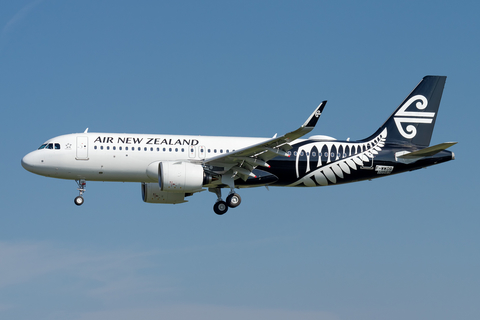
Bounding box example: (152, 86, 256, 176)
(84, 128, 89, 133)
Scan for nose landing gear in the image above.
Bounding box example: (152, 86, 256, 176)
(74, 179, 86, 206)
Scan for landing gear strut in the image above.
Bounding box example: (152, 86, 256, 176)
(74, 179, 86, 206)
(209, 187, 242, 215)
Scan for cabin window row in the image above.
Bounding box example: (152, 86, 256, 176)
(290, 151, 349, 158)
(93, 146, 233, 154)
(94, 146, 188, 152)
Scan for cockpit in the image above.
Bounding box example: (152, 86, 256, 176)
(38, 143, 61, 150)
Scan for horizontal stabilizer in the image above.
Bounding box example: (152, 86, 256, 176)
(398, 142, 457, 158)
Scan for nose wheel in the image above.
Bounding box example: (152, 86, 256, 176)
(74, 179, 86, 206)
(74, 196, 84, 206)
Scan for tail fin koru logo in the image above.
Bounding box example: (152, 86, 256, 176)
(393, 95, 435, 139)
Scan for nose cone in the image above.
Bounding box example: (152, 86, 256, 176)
(21, 152, 39, 173)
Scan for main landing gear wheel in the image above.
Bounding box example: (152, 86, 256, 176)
(74, 196, 84, 206)
(214, 201, 228, 215)
(226, 193, 241, 208)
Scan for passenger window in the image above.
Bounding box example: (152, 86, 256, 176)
(119, 146, 122, 150)
(107, 146, 110, 150)
(126, 147, 129, 151)
(138, 147, 141, 151)
(113, 146, 116, 150)
(101, 146, 104, 150)
(94, 146, 97, 150)
(175, 148, 178, 152)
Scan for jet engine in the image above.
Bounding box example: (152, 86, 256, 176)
(159, 161, 211, 193)
(141, 182, 188, 204)
(142, 161, 214, 204)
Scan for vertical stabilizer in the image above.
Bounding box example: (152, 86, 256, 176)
(366, 76, 446, 147)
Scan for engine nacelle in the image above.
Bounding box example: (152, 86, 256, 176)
(159, 161, 209, 193)
(141, 182, 187, 204)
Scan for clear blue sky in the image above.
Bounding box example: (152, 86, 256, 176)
(1, 1, 479, 319)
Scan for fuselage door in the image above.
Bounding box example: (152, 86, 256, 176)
(189, 146, 196, 158)
(76, 136, 89, 160)
(199, 146, 206, 160)
(360, 152, 374, 170)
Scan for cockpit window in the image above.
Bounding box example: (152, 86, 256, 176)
(38, 143, 61, 150)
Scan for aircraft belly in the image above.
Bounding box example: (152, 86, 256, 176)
(54, 155, 153, 182)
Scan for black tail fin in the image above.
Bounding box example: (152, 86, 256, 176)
(365, 76, 446, 147)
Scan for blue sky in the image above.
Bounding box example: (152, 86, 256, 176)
(1, 1, 479, 319)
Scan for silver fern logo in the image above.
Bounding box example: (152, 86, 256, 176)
(288, 128, 387, 187)
(394, 95, 435, 139)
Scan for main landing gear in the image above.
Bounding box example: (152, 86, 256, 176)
(74, 179, 86, 206)
(210, 188, 242, 215)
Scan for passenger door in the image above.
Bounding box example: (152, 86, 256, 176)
(76, 136, 89, 160)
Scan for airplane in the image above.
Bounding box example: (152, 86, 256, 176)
(21, 76, 456, 215)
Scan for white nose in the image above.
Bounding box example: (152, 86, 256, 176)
(21, 152, 38, 173)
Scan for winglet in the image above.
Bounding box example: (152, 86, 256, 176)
(303, 101, 327, 128)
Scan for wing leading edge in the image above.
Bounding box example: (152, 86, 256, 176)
(203, 101, 327, 183)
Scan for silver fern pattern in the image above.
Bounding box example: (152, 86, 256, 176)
(288, 128, 387, 186)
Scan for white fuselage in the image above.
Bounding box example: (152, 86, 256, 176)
(22, 132, 285, 182)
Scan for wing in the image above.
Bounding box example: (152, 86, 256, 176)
(202, 101, 327, 183)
